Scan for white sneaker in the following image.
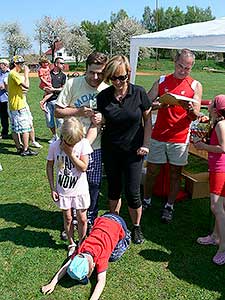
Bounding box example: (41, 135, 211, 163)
(31, 141, 43, 148)
(48, 135, 58, 144)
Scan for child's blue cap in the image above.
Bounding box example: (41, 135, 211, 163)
(67, 254, 89, 285)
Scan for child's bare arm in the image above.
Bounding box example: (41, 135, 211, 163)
(41, 259, 71, 295)
(89, 271, 106, 300)
(86, 124, 98, 145)
(46, 160, 59, 201)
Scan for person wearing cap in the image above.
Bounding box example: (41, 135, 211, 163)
(41, 213, 131, 299)
(7, 55, 37, 156)
(0, 59, 10, 139)
(194, 95, 225, 266)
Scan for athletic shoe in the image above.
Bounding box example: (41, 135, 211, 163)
(161, 206, 174, 223)
(60, 230, 67, 241)
(20, 148, 38, 156)
(131, 225, 145, 244)
(142, 199, 152, 210)
(31, 141, 43, 148)
(68, 242, 77, 257)
(48, 135, 58, 144)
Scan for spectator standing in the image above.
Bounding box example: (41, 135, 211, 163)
(96, 55, 152, 244)
(41, 57, 67, 144)
(144, 49, 202, 222)
(0, 59, 10, 139)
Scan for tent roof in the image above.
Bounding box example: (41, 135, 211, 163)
(130, 17, 225, 83)
(131, 17, 225, 51)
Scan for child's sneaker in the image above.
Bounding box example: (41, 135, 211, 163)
(31, 141, 43, 148)
(142, 198, 151, 210)
(68, 243, 77, 257)
(161, 206, 174, 223)
(48, 135, 59, 144)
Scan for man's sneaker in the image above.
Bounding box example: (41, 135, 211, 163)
(142, 199, 152, 210)
(161, 206, 174, 223)
(31, 141, 43, 148)
(48, 135, 58, 144)
(131, 225, 144, 244)
(20, 148, 38, 156)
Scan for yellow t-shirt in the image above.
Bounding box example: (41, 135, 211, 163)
(56, 76, 108, 150)
(8, 70, 26, 111)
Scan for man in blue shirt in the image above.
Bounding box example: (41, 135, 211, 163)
(0, 59, 10, 139)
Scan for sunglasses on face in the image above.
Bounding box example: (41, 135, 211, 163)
(110, 74, 128, 82)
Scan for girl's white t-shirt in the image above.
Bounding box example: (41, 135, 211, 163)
(47, 138, 93, 196)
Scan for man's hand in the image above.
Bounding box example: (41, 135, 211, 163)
(137, 146, 149, 156)
(91, 113, 102, 126)
(78, 106, 94, 117)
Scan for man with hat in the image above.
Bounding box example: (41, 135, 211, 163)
(41, 213, 131, 299)
(0, 59, 10, 139)
(7, 55, 37, 156)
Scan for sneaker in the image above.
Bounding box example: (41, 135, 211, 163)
(31, 141, 43, 148)
(87, 222, 93, 236)
(142, 199, 152, 210)
(48, 135, 58, 144)
(161, 206, 174, 223)
(68, 243, 77, 257)
(60, 230, 67, 241)
(20, 148, 38, 156)
(131, 226, 144, 244)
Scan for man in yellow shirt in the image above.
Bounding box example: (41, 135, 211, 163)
(8, 55, 37, 156)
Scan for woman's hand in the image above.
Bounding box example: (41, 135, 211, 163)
(193, 141, 205, 150)
(137, 146, 149, 156)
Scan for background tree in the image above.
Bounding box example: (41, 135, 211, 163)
(64, 25, 92, 67)
(110, 17, 151, 58)
(35, 16, 68, 62)
(185, 6, 214, 24)
(0, 22, 31, 57)
(110, 9, 129, 26)
(81, 20, 110, 53)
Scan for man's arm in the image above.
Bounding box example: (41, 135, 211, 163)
(21, 65, 30, 89)
(147, 80, 161, 110)
(41, 259, 71, 295)
(55, 104, 94, 118)
(89, 271, 106, 300)
(183, 81, 202, 121)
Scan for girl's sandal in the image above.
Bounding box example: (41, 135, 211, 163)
(213, 251, 225, 265)
(68, 243, 77, 257)
(197, 235, 218, 246)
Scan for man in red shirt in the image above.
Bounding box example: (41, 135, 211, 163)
(41, 213, 130, 300)
(143, 49, 202, 223)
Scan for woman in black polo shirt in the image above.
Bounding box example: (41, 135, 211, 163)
(97, 55, 152, 244)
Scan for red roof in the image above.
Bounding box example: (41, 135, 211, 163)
(45, 41, 63, 55)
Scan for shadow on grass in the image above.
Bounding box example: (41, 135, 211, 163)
(0, 203, 62, 231)
(140, 197, 225, 299)
(0, 227, 65, 249)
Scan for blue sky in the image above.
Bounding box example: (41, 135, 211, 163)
(0, 0, 224, 54)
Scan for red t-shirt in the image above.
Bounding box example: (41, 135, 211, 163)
(72, 217, 125, 273)
(152, 74, 195, 143)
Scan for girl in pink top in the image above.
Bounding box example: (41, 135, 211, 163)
(194, 94, 225, 265)
(46, 117, 93, 256)
(38, 57, 53, 111)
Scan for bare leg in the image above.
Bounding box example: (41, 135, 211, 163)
(128, 206, 142, 225)
(144, 162, 162, 199)
(76, 209, 88, 243)
(62, 209, 74, 245)
(29, 126, 35, 143)
(22, 132, 30, 151)
(211, 194, 225, 252)
(109, 198, 121, 215)
(168, 164, 183, 205)
(12, 132, 22, 149)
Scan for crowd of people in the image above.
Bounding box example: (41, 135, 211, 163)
(1, 48, 225, 298)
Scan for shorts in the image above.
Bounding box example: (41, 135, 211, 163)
(25, 104, 33, 126)
(10, 107, 32, 134)
(102, 213, 131, 262)
(45, 100, 63, 129)
(56, 194, 90, 210)
(209, 172, 225, 197)
(147, 138, 189, 166)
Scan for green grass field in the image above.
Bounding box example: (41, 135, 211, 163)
(1, 70, 225, 300)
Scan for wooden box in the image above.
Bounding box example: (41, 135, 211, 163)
(182, 170, 209, 199)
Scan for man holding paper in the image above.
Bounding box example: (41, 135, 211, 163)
(144, 48, 202, 222)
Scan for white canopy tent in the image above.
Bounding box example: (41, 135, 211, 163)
(130, 17, 225, 83)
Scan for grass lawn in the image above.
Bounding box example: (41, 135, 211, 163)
(1, 71, 225, 300)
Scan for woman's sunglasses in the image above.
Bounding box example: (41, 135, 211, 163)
(110, 74, 128, 82)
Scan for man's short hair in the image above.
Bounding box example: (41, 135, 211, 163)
(0, 58, 9, 66)
(86, 52, 108, 69)
(54, 57, 64, 64)
(175, 49, 195, 64)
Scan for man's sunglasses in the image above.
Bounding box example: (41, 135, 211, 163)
(110, 74, 128, 82)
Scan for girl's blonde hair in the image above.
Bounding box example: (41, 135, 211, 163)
(103, 55, 131, 84)
(61, 117, 84, 145)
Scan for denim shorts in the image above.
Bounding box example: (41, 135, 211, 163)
(10, 107, 32, 134)
(45, 100, 63, 129)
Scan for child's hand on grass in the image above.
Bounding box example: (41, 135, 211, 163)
(41, 283, 55, 295)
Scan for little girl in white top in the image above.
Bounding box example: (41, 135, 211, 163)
(46, 117, 93, 255)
